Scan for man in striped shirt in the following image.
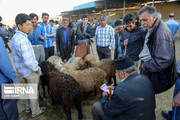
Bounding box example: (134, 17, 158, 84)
(95, 14, 115, 60)
(40, 13, 55, 60)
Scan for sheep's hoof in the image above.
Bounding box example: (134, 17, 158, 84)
(51, 101, 56, 106)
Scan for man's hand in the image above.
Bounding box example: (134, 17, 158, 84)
(124, 39, 128, 46)
(36, 69, 40, 75)
(173, 91, 180, 106)
(108, 86, 115, 90)
(57, 52, 60, 57)
(102, 92, 108, 96)
(39, 35, 44, 40)
(142, 64, 148, 72)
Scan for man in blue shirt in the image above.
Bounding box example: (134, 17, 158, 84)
(40, 13, 55, 60)
(114, 20, 124, 60)
(28, 13, 45, 62)
(165, 13, 180, 41)
(0, 36, 19, 120)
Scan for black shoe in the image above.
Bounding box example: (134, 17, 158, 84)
(161, 110, 169, 120)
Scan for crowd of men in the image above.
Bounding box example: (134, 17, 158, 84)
(0, 5, 180, 120)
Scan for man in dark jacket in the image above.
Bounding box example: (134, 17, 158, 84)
(56, 17, 75, 62)
(92, 56, 156, 120)
(75, 14, 94, 58)
(120, 13, 145, 68)
(138, 5, 176, 94)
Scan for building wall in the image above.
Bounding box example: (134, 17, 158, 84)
(62, 1, 180, 22)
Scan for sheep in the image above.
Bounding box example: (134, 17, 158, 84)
(84, 54, 117, 86)
(47, 55, 64, 70)
(40, 61, 84, 120)
(63, 57, 90, 70)
(61, 67, 107, 95)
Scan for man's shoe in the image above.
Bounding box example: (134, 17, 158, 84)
(161, 110, 169, 120)
(25, 107, 31, 113)
(32, 107, 46, 118)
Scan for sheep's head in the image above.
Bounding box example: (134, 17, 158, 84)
(39, 61, 56, 76)
(77, 59, 92, 70)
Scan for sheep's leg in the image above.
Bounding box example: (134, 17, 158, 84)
(74, 96, 83, 119)
(51, 96, 56, 106)
(107, 77, 112, 85)
(62, 104, 71, 120)
(113, 76, 117, 86)
(94, 89, 97, 96)
(42, 85, 46, 97)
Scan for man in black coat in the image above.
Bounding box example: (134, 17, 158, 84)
(138, 5, 176, 94)
(92, 56, 156, 120)
(56, 17, 75, 62)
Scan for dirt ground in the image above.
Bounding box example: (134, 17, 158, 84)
(8, 38, 180, 120)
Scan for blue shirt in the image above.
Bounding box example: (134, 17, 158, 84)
(27, 24, 44, 45)
(117, 34, 122, 54)
(165, 19, 180, 41)
(0, 36, 18, 84)
(63, 27, 67, 44)
(40, 22, 55, 48)
(11, 31, 39, 78)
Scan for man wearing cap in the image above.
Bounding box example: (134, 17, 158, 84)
(75, 14, 94, 58)
(92, 56, 155, 120)
(165, 13, 180, 42)
(95, 14, 115, 60)
(56, 17, 75, 62)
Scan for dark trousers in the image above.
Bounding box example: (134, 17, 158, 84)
(0, 84, 18, 120)
(96, 46, 111, 60)
(44, 46, 54, 60)
(60, 45, 71, 62)
(3, 39, 11, 53)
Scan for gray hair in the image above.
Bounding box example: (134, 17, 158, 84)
(122, 65, 136, 74)
(138, 5, 157, 20)
(99, 14, 107, 20)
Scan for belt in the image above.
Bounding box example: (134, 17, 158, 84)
(32, 45, 42, 47)
(97, 46, 108, 48)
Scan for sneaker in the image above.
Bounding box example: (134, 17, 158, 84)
(25, 107, 31, 113)
(161, 110, 169, 120)
(32, 107, 46, 118)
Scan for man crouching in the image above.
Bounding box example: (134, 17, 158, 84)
(92, 56, 156, 120)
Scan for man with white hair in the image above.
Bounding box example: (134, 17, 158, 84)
(138, 5, 176, 94)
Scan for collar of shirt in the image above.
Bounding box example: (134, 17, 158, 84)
(16, 30, 28, 37)
(120, 76, 128, 83)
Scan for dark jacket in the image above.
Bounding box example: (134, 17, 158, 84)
(120, 23, 146, 61)
(101, 72, 156, 120)
(56, 27, 75, 55)
(114, 33, 122, 60)
(76, 22, 94, 42)
(143, 17, 177, 94)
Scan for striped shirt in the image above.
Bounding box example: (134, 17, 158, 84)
(40, 22, 55, 48)
(11, 31, 39, 78)
(95, 24, 115, 49)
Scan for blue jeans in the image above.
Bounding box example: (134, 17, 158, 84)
(0, 84, 18, 120)
(169, 75, 180, 120)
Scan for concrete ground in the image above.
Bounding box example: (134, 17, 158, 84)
(7, 38, 180, 120)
